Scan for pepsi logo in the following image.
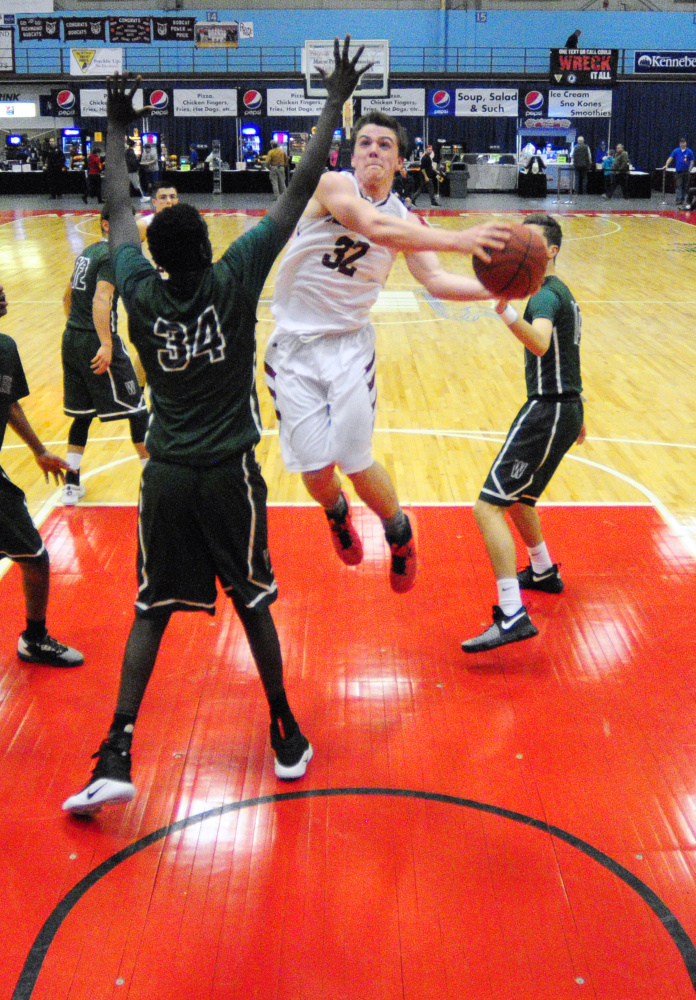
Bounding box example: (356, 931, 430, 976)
(525, 91, 544, 112)
(243, 90, 263, 111)
(57, 90, 75, 112)
(149, 90, 168, 110)
(432, 90, 451, 109)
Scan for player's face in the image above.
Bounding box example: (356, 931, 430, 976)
(352, 125, 403, 191)
(526, 224, 557, 268)
(152, 188, 179, 213)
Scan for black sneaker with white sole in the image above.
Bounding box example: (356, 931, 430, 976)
(270, 720, 313, 780)
(462, 605, 539, 654)
(18, 632, 84, 667)
(62, 733, 135, 815)
(517, 563, 564, 594)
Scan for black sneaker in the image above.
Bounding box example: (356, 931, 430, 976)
(462, 605, 538, 654)
(270, 720, 313, 780)
(62, 733, 135, 815)
(326, 492, 363, 566)
(18, 632, 84, 667)
(517, 563, 564, 594)
(389, 515, 417, 593)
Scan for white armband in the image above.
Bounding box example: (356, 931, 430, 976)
(500, 305, 518, 326)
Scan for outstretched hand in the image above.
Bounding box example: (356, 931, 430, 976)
(106, 73, 153, 127)
(462, 222, 511, 264)
(317, 35, 373, 105)
(35, 450, 69, 485)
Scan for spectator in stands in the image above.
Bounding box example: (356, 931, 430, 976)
(565, 29, 581, 48)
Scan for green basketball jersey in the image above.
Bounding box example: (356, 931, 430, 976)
(0, 333, 29, 453)
(113, 215, 285, 466)
(65, 240, 117, 337)
(523, 274, 583, 397)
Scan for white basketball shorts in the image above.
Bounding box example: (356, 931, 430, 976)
(264, 326, 377, 475)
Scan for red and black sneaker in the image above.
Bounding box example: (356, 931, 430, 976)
(326, 492, 363, 566)
(389, 514, 417, 593)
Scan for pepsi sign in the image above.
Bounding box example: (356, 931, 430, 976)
(53, 89, 77, 117)
(524, 90, 545, 114)
(427, 89, 454, 116)
(242, 88, 265, 117)
(148, 89, 170, 117)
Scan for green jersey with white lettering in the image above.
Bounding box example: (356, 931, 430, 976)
(65, 240, 117, 337)
(523, 274, 583, 397)
(113, 215, 284, 466)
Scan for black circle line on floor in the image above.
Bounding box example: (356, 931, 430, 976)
(13, 787, 696, 999)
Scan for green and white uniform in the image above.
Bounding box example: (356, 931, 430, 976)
(62, 239, 147, 421)
(480, 275, 584, 508)
(113, 215, 286, 616)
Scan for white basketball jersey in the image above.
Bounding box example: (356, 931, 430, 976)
(271, 172, 410, 337)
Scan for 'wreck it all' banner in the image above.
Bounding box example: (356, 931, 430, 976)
(549, 49, 618, 86)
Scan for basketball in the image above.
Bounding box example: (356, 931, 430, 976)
(472, 223, 548, 300)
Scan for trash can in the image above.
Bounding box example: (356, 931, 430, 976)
(449, 163, 469, 198)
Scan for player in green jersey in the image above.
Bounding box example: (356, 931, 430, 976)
(462, 213, 586, 654)
(61, 205, 149, 505)
(0, 284, 83, 667)
(63, 38, 369, 815)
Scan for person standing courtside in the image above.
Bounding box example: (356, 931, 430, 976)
(413, 143, 440, 206)
(572, 136, 592, 195)
(0, 285, 84, 667)
(125, 140, 146, 200)
(462, 214, 585, 653)
(265, 110, 510, 593)
(44, 138, 66, 200)
(61, 205, 149, 505)
(664, 137, 694, 208)
(63, 38, 368, 815)
(604, 142, 630, 199)
(266, 140, 288, 200)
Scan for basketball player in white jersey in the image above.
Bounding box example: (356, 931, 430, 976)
(265, 111, 509, 592)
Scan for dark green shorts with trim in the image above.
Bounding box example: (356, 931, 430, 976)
(135, 450, 277, 618)
(62, 327, 147, 422)
(480, 396, 584, 508)
(0, 468, 45, 559)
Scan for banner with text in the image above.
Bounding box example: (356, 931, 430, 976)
(17, 17, 59, 41)
(70, 48, 122, 76)
(152, 18, 195, 42)
(548, 89, 612, 118)
(173, 89, 238, 117)
(80, 87, 142, 117)
(63, 18, 107, 42)
(550, 49, 618, 86)
(455, 88, 518, 117)
(267, 89, 324, 116)
(635, 51, 696, 74)
(109, 17, 151, 44)
(360, 88, 425, 117)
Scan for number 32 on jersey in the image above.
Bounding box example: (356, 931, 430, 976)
(322, 235, 370, 277)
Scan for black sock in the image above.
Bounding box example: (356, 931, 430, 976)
(269, 690, 298, 739)
(325, 493, 348, 523)
(383, 509, 410, 545)
(108, 711, 137, 743)
(25, 618, 47, 642)
(66, 470, 80, 486)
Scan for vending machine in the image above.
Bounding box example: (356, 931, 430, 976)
(240, 124, 261, 163)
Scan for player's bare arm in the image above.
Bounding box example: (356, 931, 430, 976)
(8, 402, 69, 484)
(62, 281, 72, 318)
(405, 249, 491, 301)
(90, 279, 115, 374)
(315, 173, 510, 260)
(0, 285, 6, 318)
(495, 299, 552, 356)
(267, 36, 370, 244)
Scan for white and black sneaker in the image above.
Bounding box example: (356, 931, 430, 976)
(270, 721, 313, 780)
(517, 563, 564, 594)
(62, 483, 85, 506)
(18, 632, 84, 667)
(462, 605, 538, 654)
(62, 734, 135, 815)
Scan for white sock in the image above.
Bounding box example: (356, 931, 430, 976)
(66, 450, 82, 472)
(528, 542, 552, 575)
(497, 577, 522, 617)
(140, 457, 148, 469)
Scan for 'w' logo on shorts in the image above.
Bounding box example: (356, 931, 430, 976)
(511, 460, 528, 480)
(125, 380, 136, 396)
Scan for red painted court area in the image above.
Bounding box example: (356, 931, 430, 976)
(2, 504, 696, 1000)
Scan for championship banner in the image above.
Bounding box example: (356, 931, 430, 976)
(267, 89, 324, 116)
(455, 88, 518, 117)
(173, 89, 238, 117)
(109, 17, 151, 44)
(548, 89, 612, 118)
(70, 48, 123, 77)
(17, 17, 59, 42)
(63, 19, 107, 43)
(361, 88, 425, 117)
(194, 22, 238, 48)
(152, 18, 195, 42)
(80, 87, 143, 117)
(550, 49, 618, 86)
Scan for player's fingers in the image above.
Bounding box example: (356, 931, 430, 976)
(336, 36, 343, 64)
(494, 299, 509, 314)
(356, 59, 374, 80)
(350, 45, 367, 70)
(472, 246, 493, 264)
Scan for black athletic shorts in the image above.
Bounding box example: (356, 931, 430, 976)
(135, 449, 277, 618)
(0, 468, 45, 559)
(480, 395, 584, 508)
(62, 328, 147, 422)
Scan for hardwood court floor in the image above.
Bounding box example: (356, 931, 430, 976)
(1, 504, 696, 1000)
(1, 207, 696, 998)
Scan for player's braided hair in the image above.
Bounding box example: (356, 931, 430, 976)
(351, 111, 409, 159)
(146, 203, 213, 274)
(523, 212, 563, 252)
